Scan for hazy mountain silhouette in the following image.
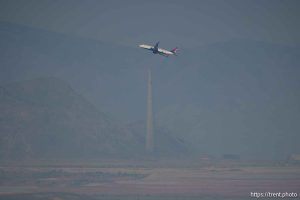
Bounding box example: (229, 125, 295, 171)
(1, 22, 300, 159)
(0, 77, 186, 160)
(156, 39, 300, 159)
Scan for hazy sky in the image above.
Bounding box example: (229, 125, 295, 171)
(0, 0, 300, 48)
(0, 0, 300, 159)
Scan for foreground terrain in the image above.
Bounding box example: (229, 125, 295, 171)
(0, 160, 299, 199)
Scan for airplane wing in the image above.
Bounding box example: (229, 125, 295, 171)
(139, 44, 153, 50)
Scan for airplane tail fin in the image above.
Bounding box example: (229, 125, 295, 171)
(170, 47, 178, 55)
(154, 41, 159, 50)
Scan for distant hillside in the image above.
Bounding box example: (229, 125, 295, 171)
(1, 22, 300, 159)
(156, 39, 300, 159)
(126, 120, 188, 157)
(0, 77, 186, 160)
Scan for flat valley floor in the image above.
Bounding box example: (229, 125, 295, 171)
(0, 160, 299, 200)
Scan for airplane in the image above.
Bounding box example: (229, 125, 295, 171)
(139, 42, 178, 57)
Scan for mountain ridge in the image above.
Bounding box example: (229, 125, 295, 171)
(0, 77, 187, 160)
(1, 22, 300, 159)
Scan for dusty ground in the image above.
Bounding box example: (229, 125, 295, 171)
(0, 160, 299, 199)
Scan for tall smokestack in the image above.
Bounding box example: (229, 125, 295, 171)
(146, 68, 154, 153)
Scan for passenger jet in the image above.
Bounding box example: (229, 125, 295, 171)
(139, 42, 178, 57)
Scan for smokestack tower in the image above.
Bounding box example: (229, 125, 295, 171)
(146, 68, 154, 153)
